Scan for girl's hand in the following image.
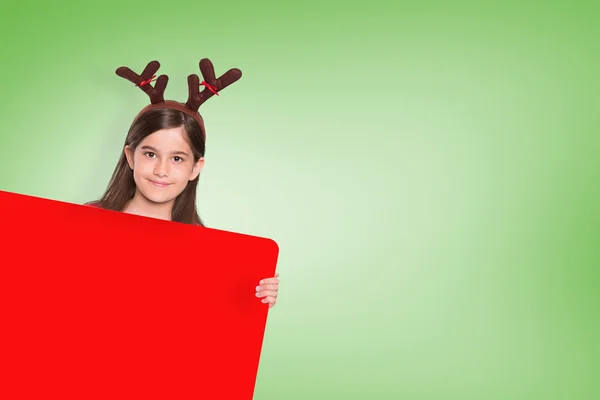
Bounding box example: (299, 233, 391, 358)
(256, 272, 279, 309)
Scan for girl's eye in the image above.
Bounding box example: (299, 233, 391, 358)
(173, 156, 183, 163)
(145, 152, 156, 158)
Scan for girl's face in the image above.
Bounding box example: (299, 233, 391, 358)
(124, 126, 204, 205)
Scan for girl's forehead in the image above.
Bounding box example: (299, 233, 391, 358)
(140, 127, 192, 150)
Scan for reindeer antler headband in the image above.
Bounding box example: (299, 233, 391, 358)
(116, 58, 242, 140)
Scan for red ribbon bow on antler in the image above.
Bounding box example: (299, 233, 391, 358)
(200, 81, 219, 96)
(137, 75, 157, 87)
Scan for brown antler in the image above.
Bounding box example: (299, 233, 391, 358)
(186, 58, 242, 112)
(116, 60, 168, 104)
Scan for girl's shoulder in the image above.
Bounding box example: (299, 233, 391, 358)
(83, 202, 203, 227)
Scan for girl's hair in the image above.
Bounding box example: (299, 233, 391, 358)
(88, 107, 206, 226)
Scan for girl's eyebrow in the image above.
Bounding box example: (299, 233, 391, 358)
(141, 145, 189, 157)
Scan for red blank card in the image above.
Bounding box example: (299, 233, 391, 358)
(0, 190, 279, 399)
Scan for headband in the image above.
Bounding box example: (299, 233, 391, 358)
(115, 58, 242, 141)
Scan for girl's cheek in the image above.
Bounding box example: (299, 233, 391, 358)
(174, 162, 192, 171)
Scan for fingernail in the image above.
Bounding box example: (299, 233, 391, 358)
(260, 280, 264, 284)
(256, 286, 261, 291)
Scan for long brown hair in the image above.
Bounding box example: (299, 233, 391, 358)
(88, 108, 206, 226)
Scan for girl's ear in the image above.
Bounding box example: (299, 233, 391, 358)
(124, 145, 134, 170)
(190, 157, 204, 181)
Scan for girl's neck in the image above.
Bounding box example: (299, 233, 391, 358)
(123, 190, 174, 221)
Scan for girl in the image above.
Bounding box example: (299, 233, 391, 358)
(86, 58, 279, 308)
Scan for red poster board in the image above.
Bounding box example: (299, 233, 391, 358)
(0, 190, 279, 399)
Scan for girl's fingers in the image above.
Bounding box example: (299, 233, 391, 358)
(262, 296, 276, 307)
(256, 290, 278, 298)
(257, 284, 278, 291)
(259, 278, 279, 285)
(259, 273, 279, 309)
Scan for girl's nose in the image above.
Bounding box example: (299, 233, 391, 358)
(154, 160, 170, 177)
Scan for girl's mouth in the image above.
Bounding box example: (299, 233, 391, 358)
(149, 180, 171, 188)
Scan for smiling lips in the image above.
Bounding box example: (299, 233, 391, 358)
(149, 180, 171, 188)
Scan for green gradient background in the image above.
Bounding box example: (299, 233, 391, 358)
(1, 1, 598, 398)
